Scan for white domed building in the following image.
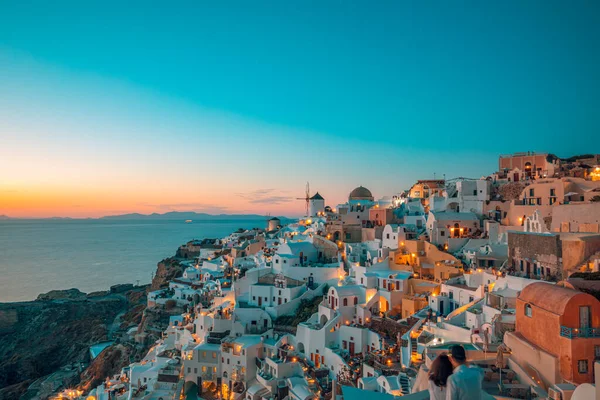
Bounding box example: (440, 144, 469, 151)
(337, 186, 377, 241)
(348, 186, 374, 203)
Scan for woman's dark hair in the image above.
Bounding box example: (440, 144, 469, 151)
(429, 353, 453, 387)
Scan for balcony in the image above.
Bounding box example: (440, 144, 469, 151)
(560, 326, 600, 339)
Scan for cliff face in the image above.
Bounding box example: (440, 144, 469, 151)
(78, 344, 134, 392)
(0, 256, 182, 400)
(0, 294, 123, 398)
(150, 258, 185, 291)
(0, 287, 148, 400)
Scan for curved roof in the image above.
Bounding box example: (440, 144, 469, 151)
(310, 192, 324, 200)
(518, 282, 589, 315)
(349, 186, 374, 201)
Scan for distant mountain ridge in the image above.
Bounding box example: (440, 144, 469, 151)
(100, 211, 290, 220)
(0, 212, 292, 221)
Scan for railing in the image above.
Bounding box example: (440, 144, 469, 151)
(560, 326, 600, 339)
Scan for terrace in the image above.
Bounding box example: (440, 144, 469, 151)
(560, 326, 600, 339)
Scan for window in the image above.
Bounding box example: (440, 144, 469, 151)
(354, 297, 358, 305)
(473, 190, 477, 196)
(525, 304, 532, 317)
(386, 234, 390, 239)
(529, 188, 535, 197)
(343, 298, 348, 306)
(213, 352, 217, 358)
(441, 231, 445, 237)
(550, 188, 556, 196)
(449, 292, 453, 299)
(595, 346, 600, 359)
(202, 366, 207, 372)
(580, 306, 591, 329)
(578, 360, 588, 374)
(469, 296, 474, 302)
(194, 368, 198, 374)
(188, 367, 191, 373)
(278, 290, 282, 295)
(202, 351, 207, 357)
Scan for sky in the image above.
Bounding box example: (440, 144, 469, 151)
(1, 1, 599, 218)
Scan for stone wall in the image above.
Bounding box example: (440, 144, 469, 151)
(508, 232, 562, 276)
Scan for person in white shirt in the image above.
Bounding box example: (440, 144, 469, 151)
(446, 344, 484, 400)
(428, 353, 453, 400)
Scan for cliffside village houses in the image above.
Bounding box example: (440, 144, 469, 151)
(74, 152, 600, 400)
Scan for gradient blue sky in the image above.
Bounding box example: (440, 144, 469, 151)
(1, 1, 599, 217)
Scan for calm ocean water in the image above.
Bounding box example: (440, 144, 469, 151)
(0, 218, 267, 302)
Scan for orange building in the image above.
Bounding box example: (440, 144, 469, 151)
(499, 152, 558, 179)
(509, 282, 600, 385)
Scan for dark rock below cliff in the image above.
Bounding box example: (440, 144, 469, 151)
(0, 287, 147, 400)
(36, 288, 87, 301)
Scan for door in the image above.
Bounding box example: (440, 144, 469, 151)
(278, 297, 282, 305)
(258, 297, 262, 306)
(580, 306, 591, 329)
(440, 300, 444, 316)
(349, 342, 355, 356)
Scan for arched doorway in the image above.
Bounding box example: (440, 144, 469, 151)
(297, 342, 305, 354)
(525, 162, 532, 177)
(320, 314, 328, 327)
(453, 223, 460, 238)
(379, 298, 389, 314)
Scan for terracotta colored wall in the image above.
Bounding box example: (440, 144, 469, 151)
(499, 154, 548, 171)
(516, 297, 561, 357)
(559, 294, 600, 384)
(517, 293, 600, 384)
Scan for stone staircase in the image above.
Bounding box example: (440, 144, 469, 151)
(399, 374, 411, 395)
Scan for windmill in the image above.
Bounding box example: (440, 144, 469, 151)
(296, 182, 310, 216)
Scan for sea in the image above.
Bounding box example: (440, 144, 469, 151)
(0, 218, 268, 302)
